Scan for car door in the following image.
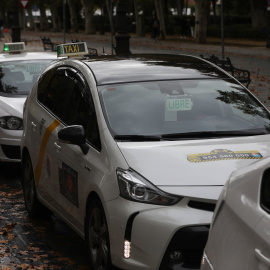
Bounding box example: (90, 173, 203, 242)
(52, 69, 102, 233)
(34, 67, 76, 208)
(252, 168, 270, 270)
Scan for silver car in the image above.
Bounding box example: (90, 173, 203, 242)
(0, 42, 57, 162)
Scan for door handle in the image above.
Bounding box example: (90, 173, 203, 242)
(31, 121, 37, 128)
(54, 142, 61, 151)
(255, 249, 270, 266)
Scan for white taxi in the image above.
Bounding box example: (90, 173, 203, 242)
(0, 42, 57, 162)
(201, 157, 270, 270)
(21, 42, 270, 270)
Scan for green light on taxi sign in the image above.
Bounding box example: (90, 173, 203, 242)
(3, 42, 26, 53)
(57, 42, 88, 57)
(3, 44, 9, 51)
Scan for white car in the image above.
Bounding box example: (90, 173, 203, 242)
(201, 157, 270, 270)
(21, 43, 270, 270)
(0, 42, 57, 162)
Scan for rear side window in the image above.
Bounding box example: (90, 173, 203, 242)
(43, 73, 74, 120)
(261, 168, 270, 214)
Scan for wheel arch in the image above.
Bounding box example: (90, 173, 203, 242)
(84, 191, 102, 234)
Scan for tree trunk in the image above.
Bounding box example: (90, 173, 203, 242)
(39, 2, 48, 31)
(194, 0, 211, 44)
(176, 0, 184, 17)
(250, 0, 267, 29)
(134, 0, 142, 36)
(154, 0, 166, 40)
(67, 0, 79, 33)
(26, 5, 35, 30)
(49, 3, 61, 32)
(105, 0, 114, 34)
(81, 0, 95, 34)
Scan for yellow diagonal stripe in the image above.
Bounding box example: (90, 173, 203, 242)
(35, 119, 60, 185)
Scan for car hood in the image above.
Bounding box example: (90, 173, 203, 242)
(0, 96, 25, 117)
(117, 135, 270, 187)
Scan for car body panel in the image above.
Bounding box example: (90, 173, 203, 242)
(201, 157, 270, 270)
(118, 136, 270, 187)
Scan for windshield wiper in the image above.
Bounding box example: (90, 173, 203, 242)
(161, 130, 268, 139)
(114, 135, 162, 142)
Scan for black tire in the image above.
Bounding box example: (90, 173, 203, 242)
(21, 152, 43, 217)
(85, 198, 112, 270)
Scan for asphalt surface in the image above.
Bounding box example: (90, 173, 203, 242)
(0, 163, 92, 270)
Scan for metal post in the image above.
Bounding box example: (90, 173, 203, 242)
(267, 0, 270, 48)
(114, 0, 131, 55)
(221, 0, 225, 59)
(63, 0, 66, 43)
(23, 9, 26, 41)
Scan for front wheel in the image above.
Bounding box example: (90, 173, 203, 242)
(85, 198, 112, 270)
(21, 152, 43, 217)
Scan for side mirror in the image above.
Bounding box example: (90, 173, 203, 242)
(58, 125, 89, 155)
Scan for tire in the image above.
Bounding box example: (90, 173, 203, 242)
(85, 198, 112, 270)
(21, 152, 43, 217)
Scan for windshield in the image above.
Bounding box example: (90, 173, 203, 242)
(99, 79, 270, 139)
(0, 60, 52, 96)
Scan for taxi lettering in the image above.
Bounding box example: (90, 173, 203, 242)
(64, 44, 80, 53)
(166, 98, 193, 111)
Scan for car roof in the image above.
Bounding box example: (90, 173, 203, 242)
(0, 51, 57, 62)
(83, 54, 231, 85)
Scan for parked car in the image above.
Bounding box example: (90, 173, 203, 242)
(201, 156, 270, 270)
(0, 42, 57, 162)
(21, 42, 270, 270)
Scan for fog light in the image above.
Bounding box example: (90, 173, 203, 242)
(169, 250, 182, 262)
(123, 240, 131, 259)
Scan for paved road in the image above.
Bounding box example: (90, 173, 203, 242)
(0, 163, 91, 270)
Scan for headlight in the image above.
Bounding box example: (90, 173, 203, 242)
(117, 168, 182, 205)
(0, 116, 23, 130)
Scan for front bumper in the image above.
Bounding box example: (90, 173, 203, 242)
(0, 128, 21, 161)
(105, 197, 215, 270)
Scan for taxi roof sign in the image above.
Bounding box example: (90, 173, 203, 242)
(3, 42, 26, 53)
(57, 42, 88, 57)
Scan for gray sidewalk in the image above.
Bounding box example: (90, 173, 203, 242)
(1, 30, 270, 108)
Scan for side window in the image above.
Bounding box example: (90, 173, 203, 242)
(37, 67, 56, 103)
(43, 72, 75, 120)
(66, 80, 101, 151)
(261, 168, 270, 214)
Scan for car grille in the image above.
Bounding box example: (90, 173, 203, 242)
(1, 145, 20, 159)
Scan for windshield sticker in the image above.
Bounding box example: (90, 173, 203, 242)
(58, 161, 79, 207)
(187, 149, 263, 163)
(166, 98, 193, 111)
(27, 64, 43, 73)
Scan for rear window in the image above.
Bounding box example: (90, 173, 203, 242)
(0, 60, 52, 96)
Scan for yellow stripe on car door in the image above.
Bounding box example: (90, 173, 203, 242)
(35, 119, 61, 185)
